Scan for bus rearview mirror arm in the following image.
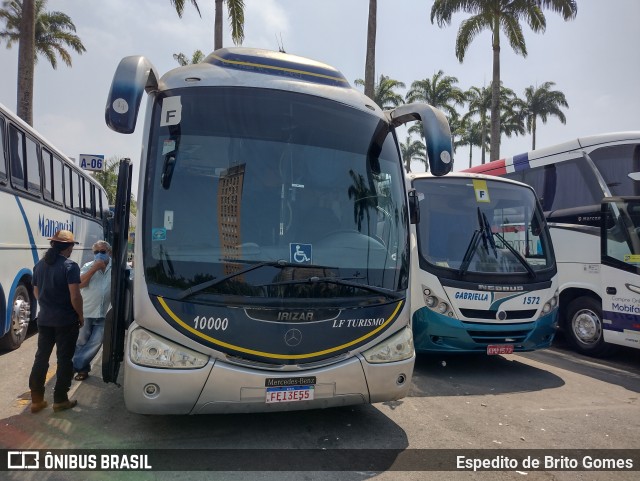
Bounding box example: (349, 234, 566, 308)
(105, 56, 159, 134)
(386, 103, 453, 177)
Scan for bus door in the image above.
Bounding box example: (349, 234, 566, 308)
(600, 197, 640, 349)
(103, 159, 133, 383)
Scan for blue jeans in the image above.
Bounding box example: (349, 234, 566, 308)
(72, 317, 105, 373)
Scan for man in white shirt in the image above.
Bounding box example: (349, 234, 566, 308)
(72, 240, 112, 380)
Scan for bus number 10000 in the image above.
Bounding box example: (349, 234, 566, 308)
(193, 316, 229, 331)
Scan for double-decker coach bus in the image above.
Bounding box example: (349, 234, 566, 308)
(102, 47, 453, 414)
(409, 172, 558, 355)
(465, 132, 640, 356)
(0, 102, 109, 350)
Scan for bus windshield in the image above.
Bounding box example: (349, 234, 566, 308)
(414, 177, 553, 274)
(142, 87, 408, 302)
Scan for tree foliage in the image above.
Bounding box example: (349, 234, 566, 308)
(354, 74, 405, 110)
(169, 0, 244, 50)
(431, 0, 577, 161)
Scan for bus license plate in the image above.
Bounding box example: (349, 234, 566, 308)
(487, 344, 514, 355)
(266, 385, 315, 403)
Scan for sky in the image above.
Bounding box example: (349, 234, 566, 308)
(0, 0, 638, 188)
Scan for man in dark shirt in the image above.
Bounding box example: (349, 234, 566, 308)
(29, 230, 84, 413)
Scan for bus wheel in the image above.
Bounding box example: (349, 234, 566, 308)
(565, 297, 616, 357)
(0, 284, 31, 351)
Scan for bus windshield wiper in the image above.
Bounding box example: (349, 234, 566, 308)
(459, 208, 493, 276)
(493, 231, 537, 278)
(481, 211, 498, 258)
(261, 276, 402, 300)
(176, 259, 295, 300)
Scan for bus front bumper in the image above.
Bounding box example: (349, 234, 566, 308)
(123, 341, 413, 414)
(412, 307, 558, 354)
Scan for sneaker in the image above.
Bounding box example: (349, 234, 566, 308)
(52, 400, 78, 412)
(30, 401, 48, 413)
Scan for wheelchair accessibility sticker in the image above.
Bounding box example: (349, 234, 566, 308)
(290, 243, 312, 264)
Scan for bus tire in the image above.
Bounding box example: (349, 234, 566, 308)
(0, 284, 31, 351)
(565, 297, 616, 357)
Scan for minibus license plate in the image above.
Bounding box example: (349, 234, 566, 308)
(487, 344, 514, 355)
(266, 385, 314, 403)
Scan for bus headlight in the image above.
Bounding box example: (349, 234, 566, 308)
(363, 327, 414, 364)
(542, 290, 559, 315)
(130, 328, 209, 369)
(421, 284, 455, 317)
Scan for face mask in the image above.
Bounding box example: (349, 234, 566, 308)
(95, 253, 110, 263)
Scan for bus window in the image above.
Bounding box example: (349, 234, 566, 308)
(506, 166, 549, 209)
(9, 125, 26, 191)
(42, 149, 53, 200)
(72, 170, 81, 211)
(591, 144, 640, 196)
(546, 157, 602, 211)
(25, 135, 41, 194)
(64, 165, 73, 207)
(89, 182, 96, 217)
(80, 177, 88, 213)
(0, 116, 6, 183)
(97, 189, 104, 218)
(52, 155, 64, 204)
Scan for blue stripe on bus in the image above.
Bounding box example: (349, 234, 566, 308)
(15, 195, 39, 266)
(603, 310, 640, 332)
(512, 152, 530, 172)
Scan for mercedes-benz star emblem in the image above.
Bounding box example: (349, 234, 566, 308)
(284, 328, 302, 346)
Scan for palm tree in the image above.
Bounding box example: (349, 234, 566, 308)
(499, 87, 526, 140)
(173, 49, 205, 66)
(400, 136, 427, 173)
(364, 0, 377, 100)
(405, 70, 465, 119)
(14, 0, 34, 125)
(465, 82, 525, 163)
(354, 74, 405, 110)
(465, 85, 491, 164)
(431, 0, 577, 161)
(456, 116, 487, 168)
(0, 0, 86, 125)
(169, 0, 245, 50)
(523, 81, 568, 150)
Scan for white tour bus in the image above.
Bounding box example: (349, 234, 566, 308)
(465, 132, 640, 356)
(0, 102, 109, 350)
(102, 47, 454, 414)
(409, 172, 559, 355)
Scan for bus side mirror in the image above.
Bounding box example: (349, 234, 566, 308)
(105, 56, 159, 134)
(387, 103, 453, 177)
(409, 190, 420, 224)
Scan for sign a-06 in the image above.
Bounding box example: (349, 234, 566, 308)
(79, 154, 105, 171)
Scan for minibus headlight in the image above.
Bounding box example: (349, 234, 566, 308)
(542, 290, 559, 315)
(130, 328, 209, 369)
(363, 327, 414, 364)
(421, 285, 456, 318)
